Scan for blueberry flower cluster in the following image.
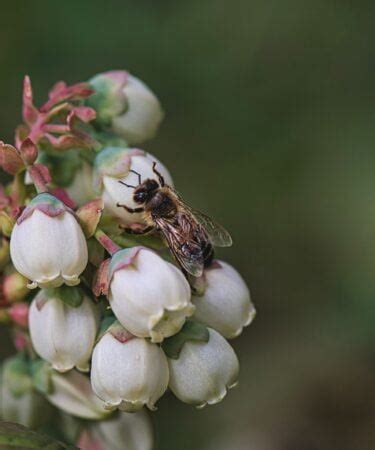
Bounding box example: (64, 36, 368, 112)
(0, 71, 255, 449)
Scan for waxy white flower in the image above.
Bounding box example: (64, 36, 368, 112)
(168, 328, 239, 408)
(78, 409, 153, 450)
(91, 323, 169, 412)
(94, 146, 172, 225)
(0, 381, 51, 428)
(47, 369, 110, 420)
(29, 289, 98, 372)
(10, 193, 88, 288)
(108, 247, 194, 343)
(193, 261, 255, 338)
(89, 70, 164, 144)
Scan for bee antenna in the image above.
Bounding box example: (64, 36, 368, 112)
(118, 180, 136, 189)
(129, 169, 142, 185)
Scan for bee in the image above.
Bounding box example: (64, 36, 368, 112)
(116, 162, 232, 277)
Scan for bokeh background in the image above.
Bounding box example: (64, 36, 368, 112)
(1, 1, 375, 449)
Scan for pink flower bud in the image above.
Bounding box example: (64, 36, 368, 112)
(9, 303, 29, 328)
(2, 272, 29, 303)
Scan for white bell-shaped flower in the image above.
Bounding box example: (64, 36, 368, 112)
(29, 289, 99, 372)
(89, 70, 164, 144)
(193, 261, 255, 338)
(168, 328, 239, 408)
(10, 193, 88, 288)
(46, 369, 110, 420)
(108, 247, 194, 343)
(94, 146, 172, 225)
(0, 378, 51, 428)
(91, 323, 169, 412)
(78, 409, 153, 450)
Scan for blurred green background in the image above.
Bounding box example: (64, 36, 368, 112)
(1, 1, 375, 449)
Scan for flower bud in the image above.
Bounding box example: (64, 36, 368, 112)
(29, 289, 98, 372)
(2, 272, 29, 303)
(0, 357, 54, 428)
(193, 261, 255, 339)
(78, 409, 153, 450)
(94, 146, 172, 225)
(88, 70, 164, 144)
(9, 303, 29, 328)
(91, 323, 169, 412)
(109, 247, 194, 343)
(46, 369, 110, 420)
(10, 193, 88, 288)
(0, 380, 52, 428)
(168, 328, 239, 408)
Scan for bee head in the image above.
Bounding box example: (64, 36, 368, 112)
(133, 179, 159, 204)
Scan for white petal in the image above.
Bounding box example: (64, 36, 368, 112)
(91, 333, 169, 412)
(10, 211, 88, 288)
(47, 370, 110, 420)
(93, 409, 153, 450)
(109, 249, 193, 342)
(193, 261, 254, 338)
(29, 292, 98, 372)
(168, 328, 239, 407)
(112, 75, 164, 144)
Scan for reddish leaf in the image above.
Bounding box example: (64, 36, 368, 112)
(20, 138, 38, 165)
(51, 187, 77, 210)
(44, 133, 88, 150)
(76, 198, 103, 238)
(92, 258, 110, 297)
(69, 106, 96, 123)
(0, 142, 25, 175)
(28, 164, 52, 190)
(22, 76, 39, 125)
(40, 82, 94, 112)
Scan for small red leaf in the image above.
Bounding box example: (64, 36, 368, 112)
(76, 198, 103, 238)
(51, 187, 77, 210)
(0, 142, 25, 175)
(28, 163, 52, 187)
(92, 258, 110, 297)
(40, 82, 94, 112)
(69, 106, 96, 123)
(22, 76, 39, 125)
(44, 133, 88, 150)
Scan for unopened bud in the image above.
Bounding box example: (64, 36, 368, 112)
(3, 272, 29, 303)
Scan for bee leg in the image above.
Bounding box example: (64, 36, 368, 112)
(120, 225, 154, 235)
(152, 162, 165, 187)
(116, 203, 145, 213)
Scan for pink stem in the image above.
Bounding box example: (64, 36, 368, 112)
(28, 166, 48, 194)
(95, 229, 121, 256)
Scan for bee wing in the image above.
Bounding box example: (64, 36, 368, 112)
(155, 217, 204, 277)
(171, 191, 232, 247)
(184, 206, 232, 247)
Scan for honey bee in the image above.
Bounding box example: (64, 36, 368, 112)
(116, 162, 232, 277)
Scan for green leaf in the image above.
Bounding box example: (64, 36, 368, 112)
(0, 421, 78, 449)
(162, 321, 210, 360)
(2, 356, 33, 397)
(30, 360, 53, 395)
(96, 315, 117, 342)
(45, 286, 84, 308)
